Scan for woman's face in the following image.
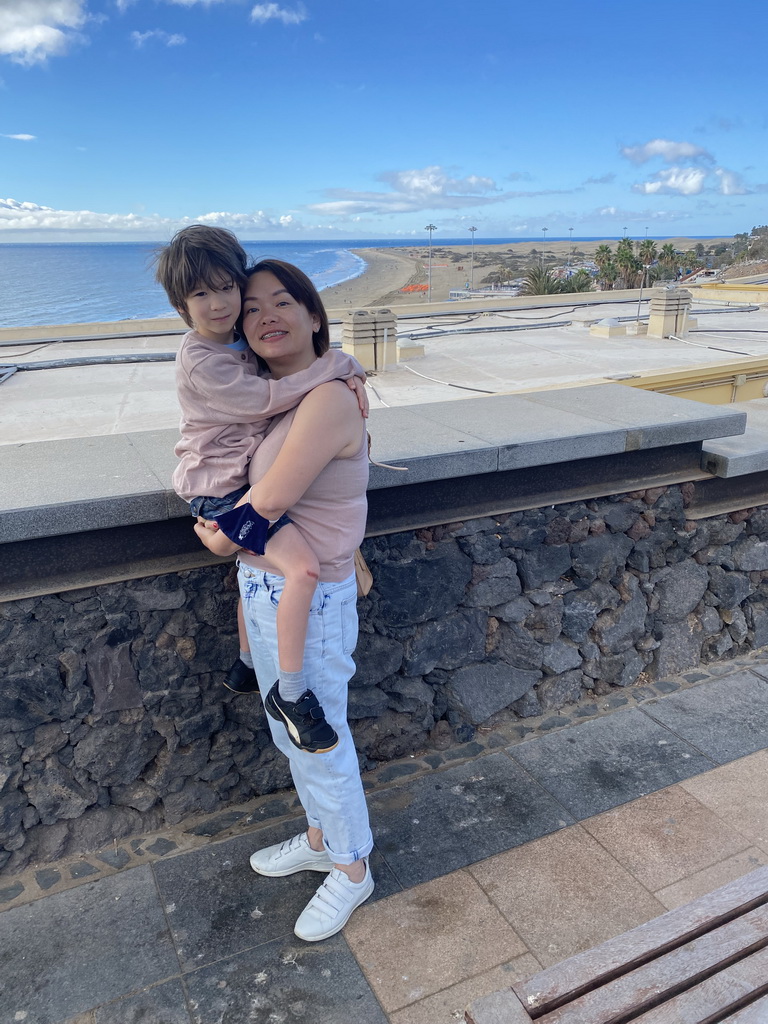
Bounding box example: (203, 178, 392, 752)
(241, 270, 320, 372)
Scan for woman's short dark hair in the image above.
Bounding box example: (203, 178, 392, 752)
(246, 259, 330, 357)
(154, 225, 249, 327)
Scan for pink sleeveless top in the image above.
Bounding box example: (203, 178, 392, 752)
(238, 401, 368, 582)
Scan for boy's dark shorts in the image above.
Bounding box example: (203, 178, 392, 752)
(190, 486, 250, 520)
(190, 487, 292, 540)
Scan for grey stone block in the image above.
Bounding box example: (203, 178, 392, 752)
(366, 406, 497, 489)
(152, 824, 398, 971)
(445, 661, 541, 724)
(701, 424, 768, 478)
(526, 383, 746, 445)
(184, 936, 386, 1024)
(0, 434, 171, 543)
(366, 754, 573, 887)
(642, 671, 768, 763)
(95, 978, 192, 1024)
(0, 866, 178, 1023)
(510, 708, 714, 818)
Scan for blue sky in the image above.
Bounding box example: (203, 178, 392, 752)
(1, 0, 766, 242)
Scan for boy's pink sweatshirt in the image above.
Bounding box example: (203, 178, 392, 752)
(172, 330, 365, 502)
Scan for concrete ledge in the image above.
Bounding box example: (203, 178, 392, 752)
(1, 384, 746, 546)
(701, 399, 768, 478)
(702, 430, 768, 478)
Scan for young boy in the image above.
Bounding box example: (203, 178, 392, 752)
(156, 225, 366, 753)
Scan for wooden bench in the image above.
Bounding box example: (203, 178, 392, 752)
(465, 865, 768, 1024)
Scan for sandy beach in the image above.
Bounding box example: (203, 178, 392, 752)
(320, 236, 731, 312)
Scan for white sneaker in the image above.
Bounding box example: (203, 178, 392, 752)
(249, 832, 334, 877)
(294, 861, 374, 942)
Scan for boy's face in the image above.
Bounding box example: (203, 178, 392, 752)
(181, 279, 241, 342)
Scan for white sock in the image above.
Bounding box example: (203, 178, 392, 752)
(240, 650, 254, 669)
(278, 669, 306, 702)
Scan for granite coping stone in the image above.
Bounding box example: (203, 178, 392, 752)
(701, 426, 768, 478)
(0, 385, 747, 544)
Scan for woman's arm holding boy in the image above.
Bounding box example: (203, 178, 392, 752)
(194, 382, 359, 557)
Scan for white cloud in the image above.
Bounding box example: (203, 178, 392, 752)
(0, 0, 87, 65)
(0, 196, 304, 236)
(2, 133, 36, 140)
(307, 165, 514, 217)
(308, 164, 579, 218)
(584, 172, 615, 185)
(131, 29, 186, 48)
(632, 166, 707, 196)
(715, 167, 749, 195)
(250, 3, 307, 25)
(595, 205, 689, 222)
(380, 167, 498, 198)
(620, 139, 713, 165)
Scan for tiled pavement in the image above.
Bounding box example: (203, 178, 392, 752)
(3, 655, 768, 1024)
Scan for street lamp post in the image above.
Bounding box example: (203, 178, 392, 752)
(542, 227, 548, 248)
(568, 226, 573, 273)
(468, 226, 477, 291)
(637, 263, 651, 322)
(424, 223, 436, 303)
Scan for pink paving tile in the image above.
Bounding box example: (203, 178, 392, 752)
(582, 784, 750, 890)
(468, 825, 664, 968)
(654, 848, 768, 910)
(389, 954, 540, 1024)
(680, 750, 768, 848)
(343, 869, 527, 1013)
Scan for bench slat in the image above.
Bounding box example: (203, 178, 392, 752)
(538, 904, 768, 1024)
(629, 946, 768, 1024)
(513, 865, 768, 1017)
(722, 993, 768, 1023)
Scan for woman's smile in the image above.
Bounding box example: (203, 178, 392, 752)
(242, 270, 321, 375)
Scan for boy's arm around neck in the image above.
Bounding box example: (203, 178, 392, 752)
(180, 343, 362, 421)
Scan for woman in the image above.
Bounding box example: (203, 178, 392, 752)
(195, 259, 373, 942)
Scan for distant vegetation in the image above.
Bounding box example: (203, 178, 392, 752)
(520, 262, 592, 295)
(590, 226, 768, 290)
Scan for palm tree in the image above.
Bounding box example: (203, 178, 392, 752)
(520, 260, 563, 295)
(659, 243, 676, 268)
(639, 239, 657, 268)
(637, 239, 658, 290)
(597, 259, 618, 291)
(615, 240, 641, 288)
(564, 269, 593, 293)
(483, 265, 516, 288)
(594, 244, 613, 273)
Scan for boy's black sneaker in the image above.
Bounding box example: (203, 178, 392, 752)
(223, 658, 259, 694)
(265, 683, 339, 753)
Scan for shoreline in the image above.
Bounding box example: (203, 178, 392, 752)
(0, 236, 733, 335)
(320, 235, 732, 310)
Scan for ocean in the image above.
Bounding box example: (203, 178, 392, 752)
(0, 236, 708, 329)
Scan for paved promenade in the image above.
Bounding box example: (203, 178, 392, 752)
(2, 653, 768, 1024)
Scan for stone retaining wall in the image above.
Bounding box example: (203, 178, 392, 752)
(3, 481, 768, 874)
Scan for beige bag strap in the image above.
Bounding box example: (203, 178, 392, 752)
(354, 548, 373, 597)
(367, 429, 408, 471)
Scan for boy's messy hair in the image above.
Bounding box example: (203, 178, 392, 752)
(154, 225, 249, 327)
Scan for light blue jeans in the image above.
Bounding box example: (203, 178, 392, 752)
(237, 564, 373, 865)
